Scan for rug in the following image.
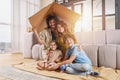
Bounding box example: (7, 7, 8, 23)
(0, 66, 59, 80)
(0, 75, 11, 80)
(13, 61, 120, 80)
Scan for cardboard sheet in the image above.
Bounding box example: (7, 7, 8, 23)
(29, 2, 80, 32)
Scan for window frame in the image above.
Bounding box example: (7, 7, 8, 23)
(55, 0, 116, 31)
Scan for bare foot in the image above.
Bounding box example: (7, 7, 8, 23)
(46, 67, 56, 71)
(37, 63, 44, 70)
(37, 63, 40, 66)
(36, 66, 43, 70)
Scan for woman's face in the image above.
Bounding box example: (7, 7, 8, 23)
(65, 38, 74, 47)
(49, 19, 56, 29)
(57, 24, 64, 33)
(50, 42, 57, 51)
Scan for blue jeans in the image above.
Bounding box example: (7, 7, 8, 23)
(64, 63, 92, 76)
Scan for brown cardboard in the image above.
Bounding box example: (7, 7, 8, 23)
(29, 2, 80, 32)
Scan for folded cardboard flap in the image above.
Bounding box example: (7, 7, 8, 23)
(29, 3, 53, 32)
(29, 2, 80, 33)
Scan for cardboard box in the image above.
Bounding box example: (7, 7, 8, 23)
(29, 2, 80, 32)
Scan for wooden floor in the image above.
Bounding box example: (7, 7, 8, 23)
(0, 53, 59, 80)
(0, 53, 35, 66)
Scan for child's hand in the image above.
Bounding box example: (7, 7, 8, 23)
(55, 59, 60, 63)
(77, 45, 82, 51)
(52, 64, 60, 70)
(48, 63, 54, 68)
(44, 62, 47, 69)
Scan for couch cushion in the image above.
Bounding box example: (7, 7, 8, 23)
(93, 31, 105, 44)
(116, 45, 120, 69)
(106, 30, 120, 44)
(75, 32, 93, 45)
(99, 45, 116, 68)
(82, 45, 98, 66)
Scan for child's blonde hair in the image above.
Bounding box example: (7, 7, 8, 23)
(63, 34, 76, 44)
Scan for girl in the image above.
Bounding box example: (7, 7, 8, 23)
(37, 41, 62, 70)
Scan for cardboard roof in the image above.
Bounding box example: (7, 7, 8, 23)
(29, 2, 80, 32)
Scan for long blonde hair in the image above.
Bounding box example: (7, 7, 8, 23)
(55, 21, 70, 38)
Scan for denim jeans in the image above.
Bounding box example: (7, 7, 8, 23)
(64, 63, 92, 76)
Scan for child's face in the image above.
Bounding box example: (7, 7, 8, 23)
(57, 24, 64, 33)
(65, 38, 74, 47)
(50, 42, 57, 50)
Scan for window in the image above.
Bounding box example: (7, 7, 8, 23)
(93, 0, 102, 31)
(74, 4, 82, 14)
(56, 0, 116, 32)
(105, 0, 115, 30)
(0, 0, 12, 53)
(74, 1, 92, 32)
(74, 3, 82, 32)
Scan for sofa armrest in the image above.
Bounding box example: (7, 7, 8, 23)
(23, 32, 34, 58)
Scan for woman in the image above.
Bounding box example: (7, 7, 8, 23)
(55, 21, 77, 58)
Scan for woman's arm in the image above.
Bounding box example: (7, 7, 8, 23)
(33, 27, 43, 45)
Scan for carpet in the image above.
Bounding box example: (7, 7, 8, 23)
(13, 61, 120, 80)
(0, 66, 59, 80)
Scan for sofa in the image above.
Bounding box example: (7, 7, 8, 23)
(24, 30, 120, 70)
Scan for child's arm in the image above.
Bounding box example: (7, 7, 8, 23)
(55, 50, 63, 63)
(43, 49, 49, 63)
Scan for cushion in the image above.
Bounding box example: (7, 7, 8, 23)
(75, 32, 93, 44)
(106, 30, 120, 44)
(93, 31, 105, 44)
(82, 45, 98, 66)
(98, 44, 116, 68)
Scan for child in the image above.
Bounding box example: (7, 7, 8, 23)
(37, 41, 63, 70)
(52, 34, 99, 76)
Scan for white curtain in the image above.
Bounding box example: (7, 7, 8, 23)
(11, 0, 41, 53)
